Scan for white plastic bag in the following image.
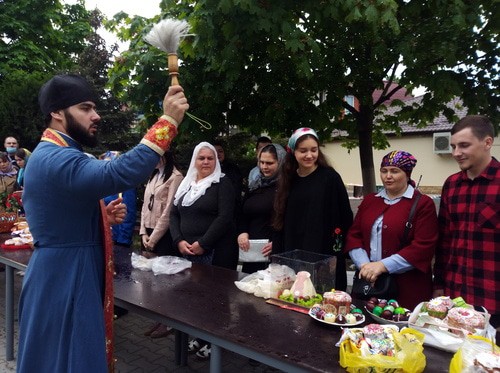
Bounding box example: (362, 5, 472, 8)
(151, 256, 192, 275)
(234, 263, 296, 298)
(131, 252, 192, 275)
(131, 252, 154, 271)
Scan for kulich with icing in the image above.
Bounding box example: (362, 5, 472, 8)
(289, 271, 317, 298)
(363, 324, 387, 340)
(323, 290, 352, 315)
(426, 296, 454, 319)
(445, 307, 486, 334)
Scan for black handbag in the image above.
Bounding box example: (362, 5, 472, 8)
(352, 271, 398, 300)
(351, 192, 422, 300)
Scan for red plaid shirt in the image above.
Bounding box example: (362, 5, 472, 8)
(434, 158, 500, 314)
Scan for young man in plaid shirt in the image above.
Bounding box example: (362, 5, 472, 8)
(434, 115, 499, 329)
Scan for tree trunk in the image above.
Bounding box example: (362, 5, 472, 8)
(357, 107, 377, 195)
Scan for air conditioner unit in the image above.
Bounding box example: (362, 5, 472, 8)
(433, 132, 452, 154)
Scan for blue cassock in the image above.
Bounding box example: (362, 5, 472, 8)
(17, 132, 159, 373)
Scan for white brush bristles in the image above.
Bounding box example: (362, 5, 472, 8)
(144, 19, 191, 54)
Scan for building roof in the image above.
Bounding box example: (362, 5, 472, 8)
(372, 81, 412, 104)
(380, 96, 467, 135)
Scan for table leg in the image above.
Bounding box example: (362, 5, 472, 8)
(174, 330, 188, 366)
(210, 344, 222, 373)
(174, 330, 181, 365)
(180, 332, 188, 366)
(5, 265, 14, 361)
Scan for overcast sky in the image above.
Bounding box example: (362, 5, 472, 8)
(63, 0, 160, 18)
(63, 0, 161, 49)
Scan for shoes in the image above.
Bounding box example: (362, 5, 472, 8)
(150, 324, 173, 338)
(188, 339, 201, 353)
(144, 322, 161, 336)
(195, 344, 211, 360)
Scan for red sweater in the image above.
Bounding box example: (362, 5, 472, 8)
(345, 192, 438, 309)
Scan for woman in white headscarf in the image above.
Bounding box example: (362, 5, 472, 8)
(170, 142, 236, 360)
(170, 142, 236, 265)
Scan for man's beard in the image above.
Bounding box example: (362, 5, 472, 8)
(63, 109, 98, 148)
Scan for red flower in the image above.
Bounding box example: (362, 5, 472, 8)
(332, 227, 343, 252)
(3, 192, 22, 212)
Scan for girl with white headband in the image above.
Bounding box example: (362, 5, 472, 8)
(273, 128, 353, 291)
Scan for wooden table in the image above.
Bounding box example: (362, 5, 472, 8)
(1, 235, 452, 372)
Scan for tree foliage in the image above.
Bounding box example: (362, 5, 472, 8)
(75, 10, 139, 155)
(0, 0, 93, 149)
(0, 1, 138, 153)
(0, 0, 93, 76)
(108, 0, 499, 192)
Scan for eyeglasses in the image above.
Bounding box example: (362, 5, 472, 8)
(148, 194, 155, 211)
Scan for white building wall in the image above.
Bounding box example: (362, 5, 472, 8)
(323, 134, 500, 188)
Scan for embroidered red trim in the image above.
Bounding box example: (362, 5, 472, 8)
(141, 119, 178, 154)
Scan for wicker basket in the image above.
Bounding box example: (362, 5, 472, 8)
(0, 212, 17, 233)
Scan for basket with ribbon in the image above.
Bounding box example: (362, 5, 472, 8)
(0, 191, 21, 233)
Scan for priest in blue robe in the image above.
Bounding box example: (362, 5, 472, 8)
(17, 74, 188, 373)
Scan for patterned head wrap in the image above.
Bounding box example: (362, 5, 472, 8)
(287, 127, 319, 152)
(380, 150, 417, 179)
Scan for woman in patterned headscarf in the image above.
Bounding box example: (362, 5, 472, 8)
(345, 150, 438, 309)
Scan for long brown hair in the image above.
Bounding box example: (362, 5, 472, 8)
(149, 151, 175, 183)
(272, 134, 331, 230)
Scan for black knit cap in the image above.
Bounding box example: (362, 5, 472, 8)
(39, 74, 98, 115)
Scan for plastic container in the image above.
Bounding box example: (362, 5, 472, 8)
(271, 250, 336, 293)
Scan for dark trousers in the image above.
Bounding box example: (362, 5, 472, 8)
(142, 228, 178, 257)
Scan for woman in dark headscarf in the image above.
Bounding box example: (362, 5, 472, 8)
(237, 144, 286, 273)
(345, 150, 438, 309)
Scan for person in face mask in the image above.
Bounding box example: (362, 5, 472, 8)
(3, 136, 19, 169)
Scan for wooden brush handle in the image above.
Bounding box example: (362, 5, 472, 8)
(168, 53, 179, 86)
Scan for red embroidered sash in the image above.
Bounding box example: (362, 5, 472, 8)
(99, 200, 115, 372)
(41, 128, 115, 371)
